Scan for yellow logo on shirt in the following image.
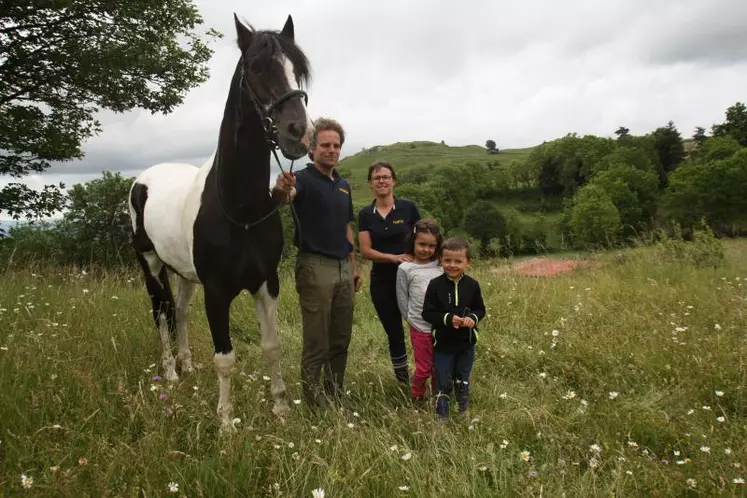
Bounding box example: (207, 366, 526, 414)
(338, 187, 349, 195)
(392, 219, 404, 224)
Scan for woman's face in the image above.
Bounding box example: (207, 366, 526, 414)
(370, 167, 395, 197)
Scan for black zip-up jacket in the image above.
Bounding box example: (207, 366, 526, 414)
(422, 273, 486, 354)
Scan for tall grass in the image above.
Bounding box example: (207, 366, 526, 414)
(1, 241, 746, 496)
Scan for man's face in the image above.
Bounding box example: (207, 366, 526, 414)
(311, 130, 341, 168)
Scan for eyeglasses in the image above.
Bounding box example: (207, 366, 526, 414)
(372, 175, 392, 182)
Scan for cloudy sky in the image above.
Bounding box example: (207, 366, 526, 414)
(3, 0, 747, 219)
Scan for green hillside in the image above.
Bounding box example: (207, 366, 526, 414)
(339, 140, 536, 197)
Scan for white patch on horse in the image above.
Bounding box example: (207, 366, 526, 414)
(159, 312, 178, 383)
(254, 282, 290, 416)
(214, 351, 237, 432)
(175, 276, 197, 374)
(281, 56, 313, 134)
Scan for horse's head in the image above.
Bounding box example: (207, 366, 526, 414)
(234, 14, 312, 160)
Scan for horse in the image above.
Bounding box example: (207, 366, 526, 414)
(127, 13, 312, 432)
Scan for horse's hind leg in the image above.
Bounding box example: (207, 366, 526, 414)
(135, 251, 178, 383)
(175, 276, 198, 375)
(253, 279, 289, 417)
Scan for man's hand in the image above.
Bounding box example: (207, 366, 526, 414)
(451, 315, 463, 328)
(273, 172, 296, 203)
(353, 270, 362, 292)
(462, 317, 475, 328)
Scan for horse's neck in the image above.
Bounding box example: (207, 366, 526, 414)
(213, 82, 270, 209)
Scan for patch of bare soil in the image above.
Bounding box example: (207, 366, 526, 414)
(492, 257, 595, 277)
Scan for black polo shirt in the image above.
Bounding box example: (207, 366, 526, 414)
(292, 163, 354, 260)
(358, 197, 421, 277)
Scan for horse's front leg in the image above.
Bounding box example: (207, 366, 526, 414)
(204, 285, 237, 433)
(253, 280, 290, 417)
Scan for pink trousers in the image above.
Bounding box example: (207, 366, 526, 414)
(410, 325, 435, 398)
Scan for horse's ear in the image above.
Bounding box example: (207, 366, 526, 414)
(234, 13, 253, 52)
(279, 15, 294, 43)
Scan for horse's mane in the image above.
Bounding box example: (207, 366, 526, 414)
(241, 27, 312, 88)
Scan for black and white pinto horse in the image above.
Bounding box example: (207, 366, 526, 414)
(128, 14, 311, 432)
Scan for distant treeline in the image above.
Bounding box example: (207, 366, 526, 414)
(1, 102, 745, 268)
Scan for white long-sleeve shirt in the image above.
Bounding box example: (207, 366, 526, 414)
(396, 260, 444, 334)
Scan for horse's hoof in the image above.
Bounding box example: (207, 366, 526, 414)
(180, 360, 194, 375)
(219, 419, 238, 435)
(165, 369, 179, 384)
(272, 400, 291, 418)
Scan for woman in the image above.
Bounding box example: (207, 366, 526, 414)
(358, 161, 421, 386)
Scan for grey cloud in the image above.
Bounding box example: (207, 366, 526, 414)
(4, 0, 747, 208)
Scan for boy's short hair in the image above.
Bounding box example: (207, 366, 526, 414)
(441, 237, 472, 259)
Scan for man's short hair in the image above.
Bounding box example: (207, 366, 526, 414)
(310, 117, 345, 148)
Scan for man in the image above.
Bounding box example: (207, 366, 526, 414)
(273, 117, 361, 407)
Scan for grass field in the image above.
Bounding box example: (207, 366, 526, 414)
(1, 239, 746, 496)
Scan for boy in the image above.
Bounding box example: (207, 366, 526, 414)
(421, 237, 486, 419)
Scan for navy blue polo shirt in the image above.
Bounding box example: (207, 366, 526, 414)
(292, 163, 354, 260)
(358, 197, 421, 277)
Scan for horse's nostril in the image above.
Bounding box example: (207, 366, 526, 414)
(287, 122, 305, 139)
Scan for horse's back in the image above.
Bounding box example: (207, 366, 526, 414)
(129, 162, 207, 282)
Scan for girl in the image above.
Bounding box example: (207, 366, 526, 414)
(396, 219, 444, 402)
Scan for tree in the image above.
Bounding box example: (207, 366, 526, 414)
(568, 184, 621, 249)
(0, 0, 220, 219)
(485, 139, 497, 151)
(463, 200, 506, 249)
(651, 121, 685, 185)
(693, 126, 707, 147)
(614, 126, 630, 140)
(712, 102, 747, 146)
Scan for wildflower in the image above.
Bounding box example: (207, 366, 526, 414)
(390, 445, 399, 452)
(164, 407, 173, 417)
(700, 446, 710, 453)
(687, 409, 695, 415)
(262, 375, 271, 381)
(702, 406, 711, 410)
(717, 416, 726, 423)
(673, 450, 680, 456)
(725, 448, 732, 455)
(82, 289, 90, 294)
(21, 473, 33, 489)
(353, 411, 360, 417)
(608, 391, 619, 400)
(347, 423, 355, 429)
(734, 478, 745, 484)
(520, 450, 531, 462)
(288, 442, 295, 449)
(159, 393, 169, 401)
(401, 452, 412, 461)
(628, 441, 639, 449)
(292, 452, 300, 460)
(588, 456, 600, 469)
(152, 376, 162, 382)
(150, 384, 157, 392)
(551, 330, 559, 337)
(589, 444, 602, 454)
(562, 390, 576, 400)
(538, 372, 547, 379)
(686, 478, 697, 488)
(293, 399, 301, 405)
(312, 489, 325, 498)
(50, 466, 59, 473)
(398, 485, 410, 491)
(232, 417, 241, 425)
(168, 482, 179, 493)
(478, 465, 488, 471)
(715, 390, 724, 397)
(626, 470, 633, 475)
(315, 439, 322, 444)
(714, 324, 722, 330)
(499, 392, 507, 399)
